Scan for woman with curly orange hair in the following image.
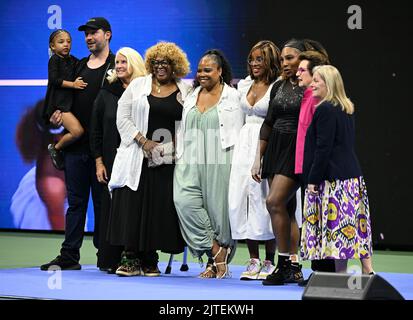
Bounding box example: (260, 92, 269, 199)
(108, 42, 192, 277)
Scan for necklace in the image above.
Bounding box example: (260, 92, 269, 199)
(155, 80, 162, 94)
(251, 81, 262, 98)
(290, 78, 298, 90)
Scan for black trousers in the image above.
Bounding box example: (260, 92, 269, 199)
(311, 259, 336, 272)
(97, 186, 123, 269)
(60, 152, 102, 262)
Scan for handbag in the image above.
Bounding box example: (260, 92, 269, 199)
(147, 142, 175, 167)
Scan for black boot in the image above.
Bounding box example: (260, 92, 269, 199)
(40, 255, 81, 271)
(262, 256, 291, 286)
(287, 262, 304, 284)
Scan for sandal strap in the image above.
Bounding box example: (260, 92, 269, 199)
(205, 265, 215, 272)
(199, 265, 217, 278)
(213, 247, 232, 279)
(212, 246, 223, 261)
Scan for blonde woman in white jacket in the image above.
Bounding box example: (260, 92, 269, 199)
(108, 42, 192, 277)
(174, 49, 244, 279)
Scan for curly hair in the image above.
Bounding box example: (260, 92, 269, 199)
(193, 49, 233, 88)
(144, 41, 190, 79)
(247, 40, 281, 84)
(16, 100, 52, 163)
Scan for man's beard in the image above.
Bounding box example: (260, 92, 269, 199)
(88, 41, 105, 54)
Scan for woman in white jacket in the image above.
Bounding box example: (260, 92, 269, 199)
(108, 42, 192, 277)
(174, 49, 243, 279)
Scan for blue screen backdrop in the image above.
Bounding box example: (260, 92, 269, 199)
(0, 0, 254, 231)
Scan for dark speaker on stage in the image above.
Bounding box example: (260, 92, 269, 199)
(302, 272, 404, 300)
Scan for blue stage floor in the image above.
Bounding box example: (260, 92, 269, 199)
(0, 262, 412, 300)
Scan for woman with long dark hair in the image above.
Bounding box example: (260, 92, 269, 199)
(228, 40, 281, 281)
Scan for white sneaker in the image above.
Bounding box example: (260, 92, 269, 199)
(258, 260, 276, 280)
(240, 258, 262, 280)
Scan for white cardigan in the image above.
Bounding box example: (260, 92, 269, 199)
(175, 83, 244, 159)
(108, 74, 192, 192)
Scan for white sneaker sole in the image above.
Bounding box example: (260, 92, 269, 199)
(115, 270, 141, 277)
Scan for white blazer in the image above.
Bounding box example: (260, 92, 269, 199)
(108, 74, 192, 192)
(175, 83, 244, 160)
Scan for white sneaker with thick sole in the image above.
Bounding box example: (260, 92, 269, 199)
(240, 258, 262, 280)
(258, 260, 276, 280)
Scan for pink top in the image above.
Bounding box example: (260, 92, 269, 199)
(295, 88, 319, 174)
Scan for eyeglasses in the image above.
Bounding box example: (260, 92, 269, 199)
(247, 57, 264, 65)
(297, 67, 308, 74)
(151, 60, 170, 68)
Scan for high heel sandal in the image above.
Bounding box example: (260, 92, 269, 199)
(213, 246, 231, 279)
(198, 263, 217, 279)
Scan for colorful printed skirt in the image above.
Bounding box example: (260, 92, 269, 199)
(300, 177, 373, 260)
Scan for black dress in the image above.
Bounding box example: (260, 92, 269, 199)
(261, 80, 304, 180)
(43, 54, 78, 122)
(109, 90, 185, 259)
(90, 80, 125, 269)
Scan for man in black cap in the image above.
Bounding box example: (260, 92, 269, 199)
(41, 17, 115, 271)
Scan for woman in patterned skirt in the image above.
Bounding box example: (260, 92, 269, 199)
(300, 65, 374, 274)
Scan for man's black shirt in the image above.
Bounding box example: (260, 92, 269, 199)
(65, 53, 115, 154)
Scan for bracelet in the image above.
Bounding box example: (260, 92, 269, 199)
(137, 135, 146, 146)
(142, 138, 149, 149)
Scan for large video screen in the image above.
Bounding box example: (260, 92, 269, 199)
(2, 1, 412, 249)
(0, 0, 252, 231)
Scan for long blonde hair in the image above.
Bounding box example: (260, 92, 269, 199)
(313, 65, 354, 114)
(107, 47, 147, 84)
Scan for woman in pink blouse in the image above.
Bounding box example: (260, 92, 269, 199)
(295, 46, 330, 175)
(295, 44, 333, 286)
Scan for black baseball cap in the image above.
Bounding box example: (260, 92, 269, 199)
(78, 17, 111, 32)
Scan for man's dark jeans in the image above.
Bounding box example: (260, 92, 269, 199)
(61, 152, 102, 262)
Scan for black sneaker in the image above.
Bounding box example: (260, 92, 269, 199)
(298, 278, 310, 287)
(40, 255, 81, 271)
(107, 266, 118, 274)
(262, 264, 292, 286)
(286, 263, 305, 284)
(115, 256, 141, 277)
(142, 265, 161, 277)
(48, 144, 65, 170)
